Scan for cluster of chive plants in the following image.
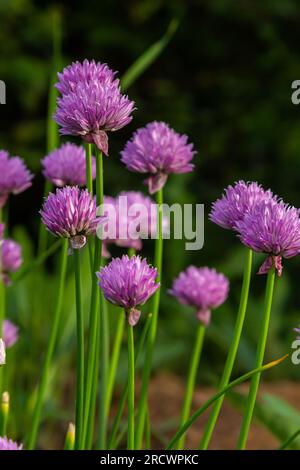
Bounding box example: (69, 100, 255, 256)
(0, 60, 298, 451)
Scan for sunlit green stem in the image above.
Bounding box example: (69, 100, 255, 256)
(82, 150, 103, 448)
(85, 143, 93, 194)
(108, 314, 152, 450)
(27, 239, 68, 449)
(177, 322, 206, 450)
(135, 188, 163, 449)
(166, 353, 287, 450)
(73, 249, 85, 450)
(127, 322, 135, 450)
(0, 391, 9, 436)
(237, 265, 276, 449)
(199, 248, 253, 449)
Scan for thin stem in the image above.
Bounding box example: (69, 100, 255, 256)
(106, 309, 125, 416)
(82, 149, 103, 447)
(127, 322, 135, 450)
(0, 392, 9, 436)
(237, 266, 276, 450)
(145, 404, 151, 449)
(85, 142, 94, 277)
(97, 291, 109, 449)
(199, 248, 253, 449)
(85, 143, 93, 195)
(73, 249, 85, 450)
(0, 206, 5, 337)
(166, 353, 288, 450)
(84, 314, 100, 450)
(135, 187, 163, 449)
(177, 322, 206, 450)
(108, 314, 152, 450)
(0, 208, 5, 394)
(278, 428, 300, 450)
(27, 239, 68, 449)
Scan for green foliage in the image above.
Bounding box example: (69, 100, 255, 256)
(1, 0, 300, 447)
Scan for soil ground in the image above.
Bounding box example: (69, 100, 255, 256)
(145, 373, 300, 449)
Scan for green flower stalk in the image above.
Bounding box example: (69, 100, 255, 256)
(0, 391, 9, 436)
(177, 323, 205, 449)
(73, 249, 85, 449)
(27, 239, 68, 449)
(135, 188, 163, 449)
(237, 266, 276, 449)
(169, 265, 229, 450)
(97, 255, 160, 450)
(108, 314, 152, 450)
(120, 121, 195, 450)
(85, 143, 94, 195)
(82, 150, 104, 448)
(105, 309, 125, 417)
(233, 195, 300, 448)
(127, 322, 135, 450)
(199, 248, 252, 449)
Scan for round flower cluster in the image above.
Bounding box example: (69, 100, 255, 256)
(210, 181, 300, 276)
(121, 121, 195, 194)
(40, 186, 106, 250)
(170, 266, 229, 325)
(97, 255, 159, 326)
(54, 60, 135, 155)
(42, 142, 96, 187)
(0, 150, 33, 208)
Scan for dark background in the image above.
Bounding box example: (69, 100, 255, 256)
(1, 0, 300, 447)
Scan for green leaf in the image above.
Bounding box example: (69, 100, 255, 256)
(120, 18, 179, 91)
(229, 391, 300, 449)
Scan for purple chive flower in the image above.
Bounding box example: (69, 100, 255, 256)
(121, 121, 196, 194)
(0, 150, 33, 208)
(42, 142, 96, 187)
(236, 199, 300, 276)
(40, 186, 106, 250)
(3, 320, 19, 348)
(54, 61, 135, 156)
(0, 224, 4, 240)
(294, 325, 300, 340)
(0, 436, 22, 450)
(1, 239, 22, 285)
(210, 181, 274, 231)
(97, 255, 160, 326)
(0, 339, 5, 365)
(55, 59, 118, 95)
(169, 266, 229, 326)
(102, 191, 159, 251)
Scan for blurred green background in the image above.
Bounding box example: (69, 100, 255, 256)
(1, 0, 300, 448)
